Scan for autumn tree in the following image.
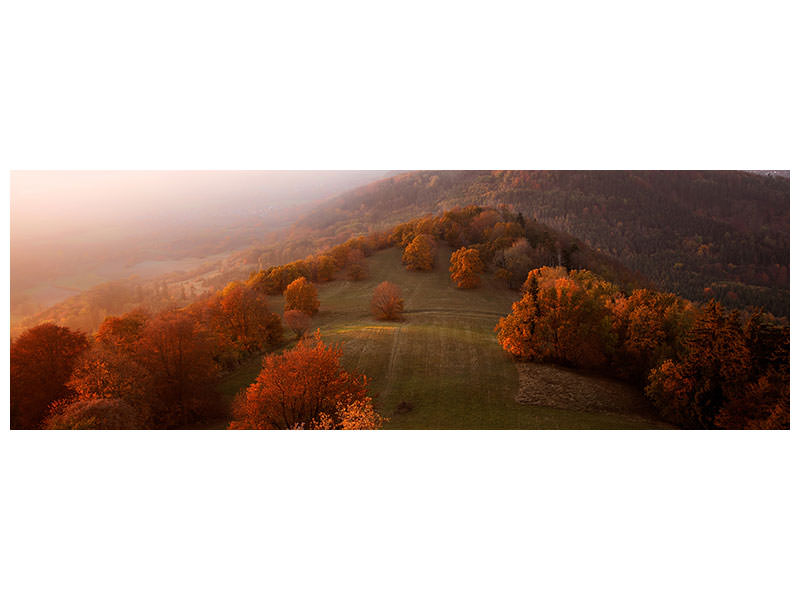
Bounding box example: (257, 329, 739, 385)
(645, 301, 789, 429)
(229, 333, 384, 430)
(284, 309, 311, 339)
(449, 247, 484, 289)
(284, 276, 320, 316)
(402, 234, 436, 271)
(95, 309, 149, 355)
(312, 255, 336, 282)
(43, 342, 158, 429)
(10, 323, 90, 429)
(248, 261, 311, 295)
(495, 292, 540, 361)
(610, 289, 696, 382)
(496, 267, 616, 368)
(206, 281, 283, 357)
(644, 301, 751, 428)
(136, 311, 222, 428)
(67, 344, 152, 412)
(371, 281, 404, 321)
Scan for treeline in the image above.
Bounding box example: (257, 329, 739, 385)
(11, 204, 788, 430)
(244, 231, 391, 295)
(11, 259, 258, 340)
(11, 281, 284, 430)
(10, 228, 400, 429)
(12, 279, 202, 338)
(386, 205, 644, 291)
(295, 170, 789, 315)
(496, 267, 789, 429)
(11, 203, 610, 430)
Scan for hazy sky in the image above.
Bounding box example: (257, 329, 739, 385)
(11, 171, 387, 241)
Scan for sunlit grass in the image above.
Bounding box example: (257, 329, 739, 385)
(219, 246, 669, 429)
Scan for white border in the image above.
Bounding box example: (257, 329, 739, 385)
(2, 2, 797, 599)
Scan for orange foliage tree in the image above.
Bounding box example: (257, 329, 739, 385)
(402, 234, 436, 271)
(496, 267, 616, 368)
(284, 309, 311, 338)
(63, 345, 151, 418)
(95, 309, 149, 355)
(609, 289, 696, 382)
(644, 300, 787, 429)
(312, 255, 337, 282)
(229, 333, 385, 430)
(371, 281, 404, 320)
(136, 311, 222, 427)
(206, 281, 283, 356)
(284, 276, 320, 316)
(10, 323, 90, 429)
(449, 247, 484, 289)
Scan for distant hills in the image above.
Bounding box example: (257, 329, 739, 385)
(293, 170, 789, 315)
(12, 170, 790, 338)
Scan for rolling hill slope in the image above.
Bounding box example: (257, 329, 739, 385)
(220, 246, 671, 429)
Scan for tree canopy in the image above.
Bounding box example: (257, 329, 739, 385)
(449, 247, 484, 289)
(229, 333, 384, 430)
(283, 276, 320, 316)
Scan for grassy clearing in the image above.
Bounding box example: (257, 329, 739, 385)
(219, 246, 670, 429)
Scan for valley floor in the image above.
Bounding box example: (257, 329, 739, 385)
(220, 246, 672, 429)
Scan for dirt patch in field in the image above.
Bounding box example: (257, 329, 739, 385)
(515, 362, 664, 422)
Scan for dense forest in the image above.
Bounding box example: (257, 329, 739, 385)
(295, 170, 790, 316)
(496, 269, 788, 429)
(10, 205, 789, 430)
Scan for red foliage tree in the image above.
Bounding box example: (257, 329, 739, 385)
(371, 281, 404, 321)
(136, 311, 222, 427)
(610, 289, 696, 382)
(206, 281, 283, 356)
(95, 309, 149, 355)
(284, 309, 312, 339)
(645, 301, 789, 429)
(10, 323, 89, 429)
(644, 301, 752, 428)
(229, 333, 384, 429)
(62, 344, 153, 424)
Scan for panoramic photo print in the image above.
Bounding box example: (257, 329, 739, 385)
(10, 170, 790, 430)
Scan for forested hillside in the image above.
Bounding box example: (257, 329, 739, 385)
(293, 170, 790, 315)
(17, 170, 788, 340)
(9, 205, 666, 429)
(14, 200, 643, 338)
(11, 204, 788, 430)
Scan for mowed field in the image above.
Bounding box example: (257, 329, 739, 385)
(220, 246, 671, 429)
